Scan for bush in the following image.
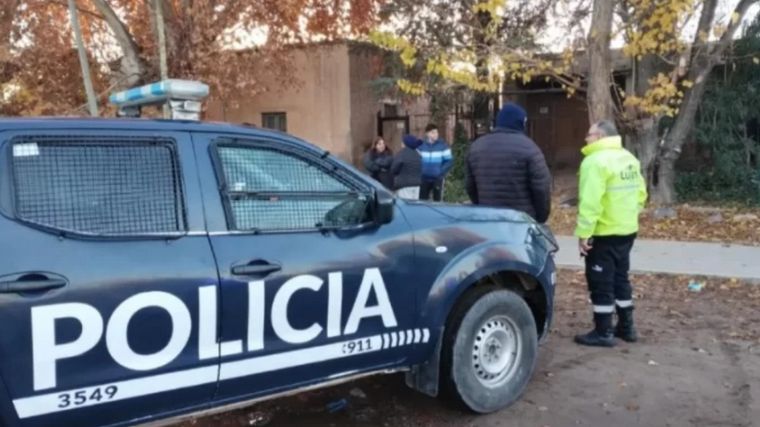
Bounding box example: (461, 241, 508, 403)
(676, 20, 760, 206)
(444, 123, 470, 203)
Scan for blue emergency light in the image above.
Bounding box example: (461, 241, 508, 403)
(109, 79, 209, 120)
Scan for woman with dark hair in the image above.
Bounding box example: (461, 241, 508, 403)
(363, 137, 394, 188)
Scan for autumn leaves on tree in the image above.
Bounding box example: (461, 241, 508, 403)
(0, 0, 382, 116)
(372, 0, 759, 205)
(2, 0, 758, 205)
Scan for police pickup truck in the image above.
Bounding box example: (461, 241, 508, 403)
(0, 81, 558, 427)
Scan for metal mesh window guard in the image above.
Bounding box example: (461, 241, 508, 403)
(11, 136, 185, 236)
(217, 146, 369, 231)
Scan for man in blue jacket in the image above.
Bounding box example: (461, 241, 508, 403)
(419, 124, 453, 201)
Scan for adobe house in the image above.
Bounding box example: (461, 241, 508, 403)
(205, 41, 437, 168)
(206, 41, 639, 174)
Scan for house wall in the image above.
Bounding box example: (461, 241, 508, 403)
(205, 41, 447, 170)
(206, 43, 354, 161)
(525, 92, 589, 171)
(348, 45, 381, 164)
(347, 45, 446, 160)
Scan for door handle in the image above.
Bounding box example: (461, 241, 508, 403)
(0, 278, 67, 294)
(231, 263, 281, 276)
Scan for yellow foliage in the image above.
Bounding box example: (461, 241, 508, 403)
(368, 31, 418, 68)
(623, 72, 688, 117)
(472, 0, 507, 16)
(623, 0, 695, 57)
(397, 79, 426, 96)
(371, 0, 705, 117)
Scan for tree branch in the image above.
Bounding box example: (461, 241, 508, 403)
(659, 0, 759, 199)
(90, 0, 144, 86)
(616, 0, 632, 26)
(692, 0, 718, 49)
(714, 0, 757, 56)
(43, 0, 103, 19)
(0, 0, 19, 85)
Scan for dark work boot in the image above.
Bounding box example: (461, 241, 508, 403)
(615, 306, 638, 343)
(575, 313, 616, 347)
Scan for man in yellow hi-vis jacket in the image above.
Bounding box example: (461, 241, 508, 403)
(575, 120, 648, 347)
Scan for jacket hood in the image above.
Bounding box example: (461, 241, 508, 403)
(402, 134, 423, 149)
(495, 103, 527, 132)
(582, 136, 623, 156)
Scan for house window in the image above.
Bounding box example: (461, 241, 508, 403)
(261, 112, 287, 132)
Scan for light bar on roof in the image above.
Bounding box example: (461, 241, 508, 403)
(109, 79, 209, 120)
(109, 79, 209, 107)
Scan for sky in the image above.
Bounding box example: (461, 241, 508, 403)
(537, 0, 760, 52)
(198, 0, 760, 54)
(12, 0, 759, 79)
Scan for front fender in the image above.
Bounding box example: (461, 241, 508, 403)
(405, 240, 554, 397)
(419, 240, 548, 330)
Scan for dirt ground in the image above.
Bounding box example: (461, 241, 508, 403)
(178, 271, 760, 427)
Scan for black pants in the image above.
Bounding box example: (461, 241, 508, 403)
(420, 180, 443, 201)
(585, 234, 636, 315)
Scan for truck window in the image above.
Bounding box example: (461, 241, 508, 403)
(215, 145, 370, 231)
(10, 136, 185, 236)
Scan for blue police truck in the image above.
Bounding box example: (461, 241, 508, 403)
(0, 81, 558, 427)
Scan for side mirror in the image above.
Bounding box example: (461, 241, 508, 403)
(374, 188, 395, 225)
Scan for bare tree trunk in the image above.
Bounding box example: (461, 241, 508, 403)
(68, 0, 99, 116)
(154, 0, 170, 118)
(624, 54, 662, 195)
(654, 69, 710, 204)
(148, 0, 177, 69)
(0, 0, 20, 84)
(473, 10, 493, 136)
(586, 0, 615, 123)
(91, 0, 144, 87)
(0, 0, 18, 52)
(627, 117, 659, 190)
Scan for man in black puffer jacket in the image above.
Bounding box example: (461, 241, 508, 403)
(466, 102, 552, 222)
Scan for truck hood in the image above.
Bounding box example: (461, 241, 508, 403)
(422, 203, 536, 224)
(416, 203, 559, 253)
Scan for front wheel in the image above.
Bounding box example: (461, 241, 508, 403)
(442, 289, 538, 413)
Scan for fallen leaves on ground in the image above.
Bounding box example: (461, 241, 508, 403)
(549, 201, 760, 246)
(554, 270, 760, 343)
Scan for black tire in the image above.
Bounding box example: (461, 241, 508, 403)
(441, 288, 538, 413)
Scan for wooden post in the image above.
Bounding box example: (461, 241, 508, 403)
(67, 0, 98, 116)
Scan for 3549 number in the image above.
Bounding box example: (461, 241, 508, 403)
(58, 386, 118, 409)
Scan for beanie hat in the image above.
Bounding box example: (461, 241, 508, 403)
(496, 102, 527, 132)
(402, 134, 422, 149)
